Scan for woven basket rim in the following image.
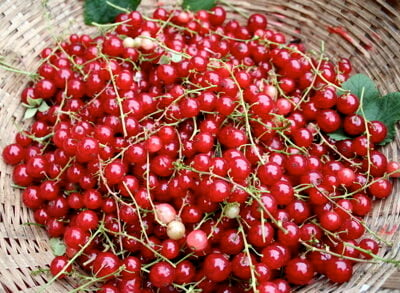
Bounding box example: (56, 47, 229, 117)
(0, 0, 400, 292)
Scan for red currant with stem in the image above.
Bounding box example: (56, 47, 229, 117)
(186, 229, 208, 251)
(326, 258, 353, 283)
(149, 261, 175, 288)
(203, 253, 232, 282)
(50, 256, 72, 279)
(285, 258, 314, 285)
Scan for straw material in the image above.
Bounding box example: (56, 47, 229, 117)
(0, 0, 399, 292)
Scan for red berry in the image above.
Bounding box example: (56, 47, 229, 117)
(50, 256, 72, 279)
(149, 261, 175, 288)
(203, 253, 232, 282)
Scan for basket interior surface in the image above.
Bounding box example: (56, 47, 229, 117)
(0, 0, 399, 292)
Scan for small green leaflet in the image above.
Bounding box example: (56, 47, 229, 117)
(337, 73, 380, 102)
(326, 128, 350, 141)
(182, 0, 216, 11)
(84, 0, 141, 25)
(23, 100, 49, 120)
(158, 53, 183, 65)
(327, 74, 400, 145)
(38, 101, 50, 112)
(366, 92, 400, 145)
(170, 53, 183, 63)
(26, 97, 43, 108)
(23, 108, 38, 120)
(49, 238, 66, 256)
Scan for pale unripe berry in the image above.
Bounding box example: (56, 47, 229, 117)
(167, 220, 186, 240)
(265, 84, 278, 100)
(123, 37, 136, 48)
(224, 203, 240, 219)
(155, 203, 176, 225)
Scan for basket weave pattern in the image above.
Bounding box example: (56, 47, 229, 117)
(0, 0, 399, 292)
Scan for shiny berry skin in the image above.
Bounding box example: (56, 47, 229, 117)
(326, 258, 353, 283)
(247, 13, 267, 32)
(277, 221, 300, 246)
(186, 229, 208, 251)
(207, 179, 231, 202)
(231, 252, 255, 280)
(219, 229, 244, 255)
(368, 178, 392, 199)
(312, 87, 337, 109)
(257, 162, 282, 186)
(2, 144, 25, 165)
(261, 244, 287, 269)
(227, 157, 251, 181)
(358, 238, 379, 259)
(270, 180, 294, 205)
(22, 186, 43, 209)
(337, 94, 360, 115)
(149, 261, 175, 288)
(50, 256, 72, 279)
(63, 227, 87, 249)
(174, 260, 196, 284)
(157, 64, 177, 84)
(76, 138, 99, 162)
(316, 109, 341, 132)
(39, 180, 60, 201)
(76, 210, 99, 231)
(1, 8, 397, 293)
(248, 222, 274, 247)
(161, 239, 180, 259)
(368, 120, 388, 144)
(34, 79, 56, 99)
(121, 256, 142, 279)
(203, 253, 232, 282)
(257, 282, 280, 293)
(319, 211, 342, 231)
(343, 114, 365, 136)
(285, 258, 314, 285)
(104, 160, 126, 185)
(92, 252, 120, 278)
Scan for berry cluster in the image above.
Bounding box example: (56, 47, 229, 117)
(2, 5, 400, 293)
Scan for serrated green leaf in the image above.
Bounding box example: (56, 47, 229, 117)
(182, 0, 216, 11)
(49, 238, 66, 256)
(365, 92, 400, 145)
(27, 97, 43, 107)
(339, 74, 380, 102)
(23, 108, 38, 120)
(327, 128, 350, 141)
(38, 101, 50, 112)
(84, 0, 141, 25)
(329, 74, 400, 145)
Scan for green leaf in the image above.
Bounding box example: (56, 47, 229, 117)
(23, 108, 38, 120)
(158, 53, 183, 65)
(365, 92, 400, 145)
(49, 238, 66, 256)
(339, 73, 380, 102)
(27, 97, 42, 107)
(170, 53, 183, 63)
(158, 55, 170, 65)
(182, 0, 216, 11)
(328, 74, 400, 145)
(84, 0, 141, 25)
(38, 101, 50, 112)
(326, 128, 350, 141)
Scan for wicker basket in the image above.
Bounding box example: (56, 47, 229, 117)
(0, 0, 399, 292)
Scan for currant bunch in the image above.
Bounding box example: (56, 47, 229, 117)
(3, 5, 400, 293)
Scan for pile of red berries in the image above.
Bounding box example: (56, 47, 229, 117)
(2, 5, 400, 293)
